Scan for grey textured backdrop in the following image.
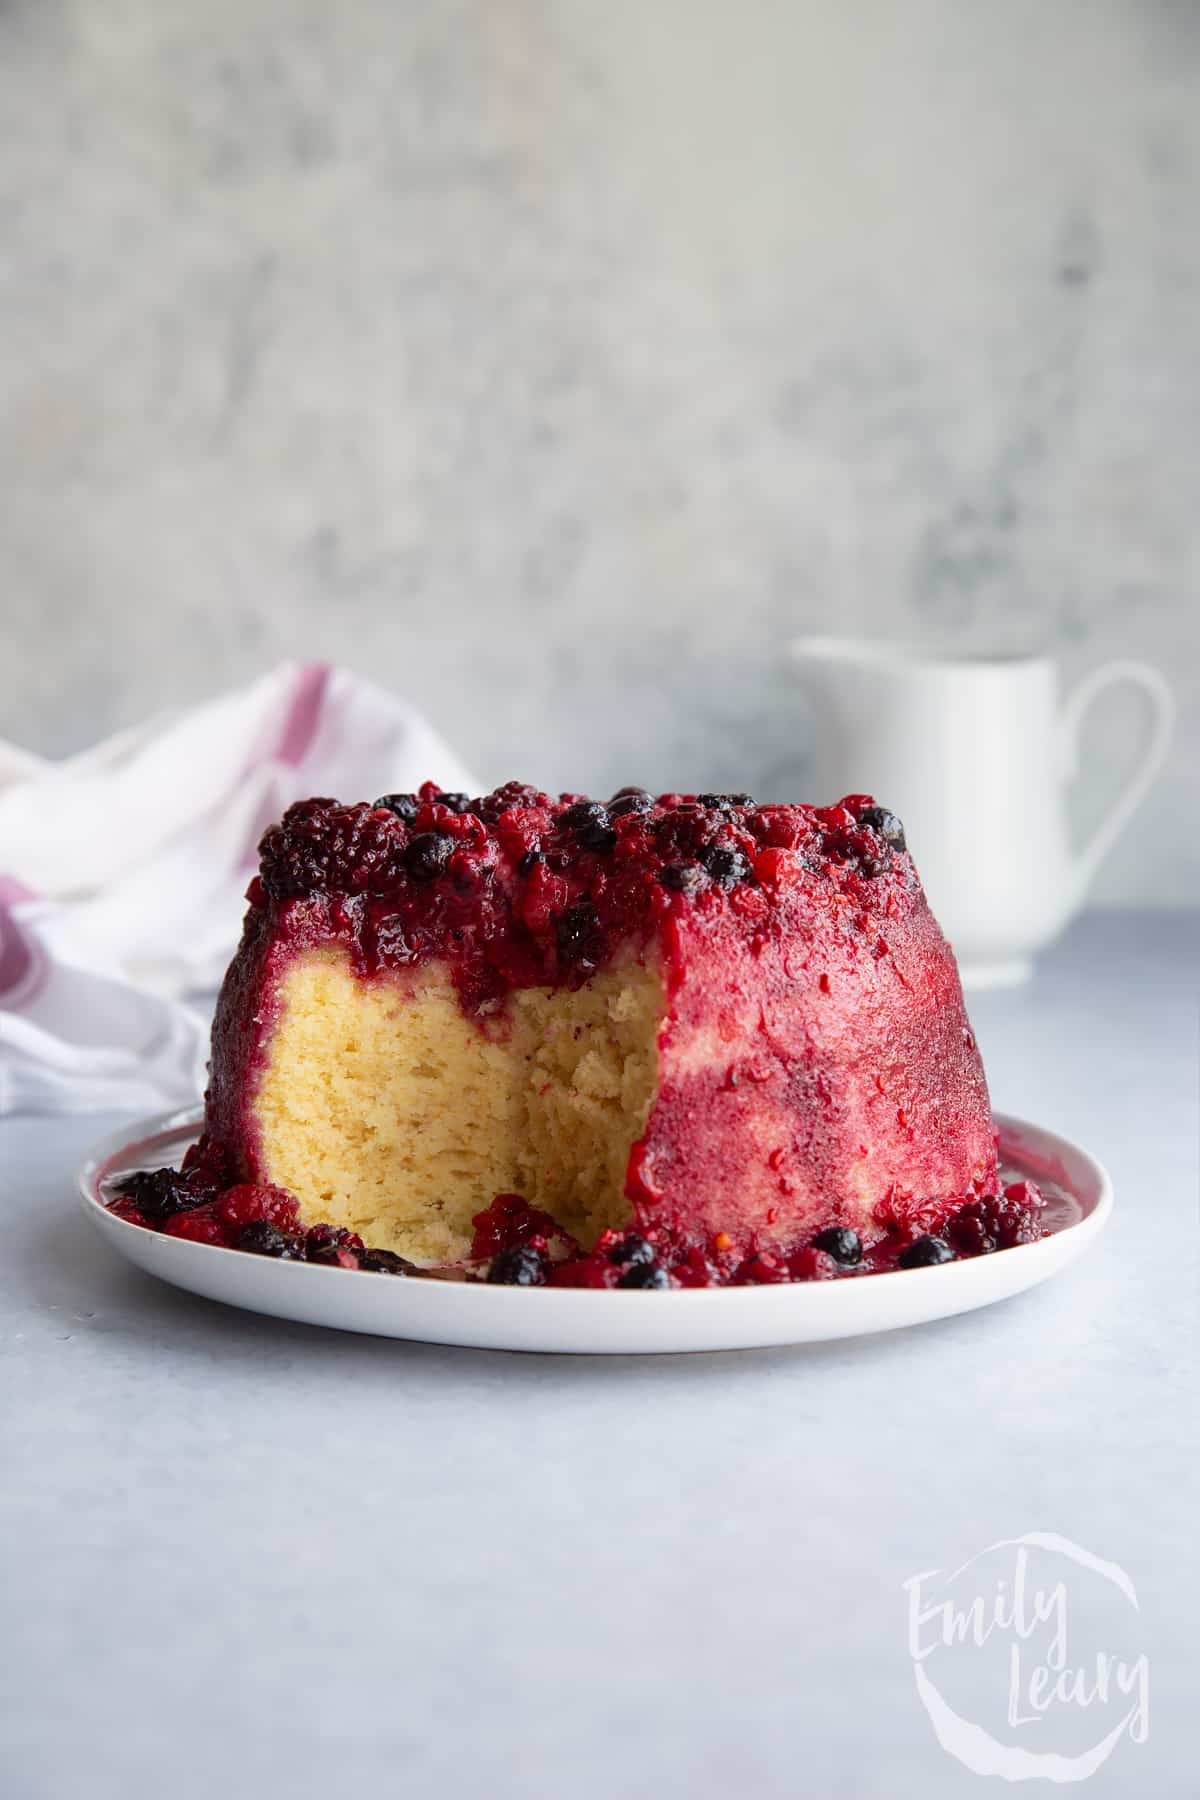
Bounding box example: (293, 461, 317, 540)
(1, 0, 1197, 903)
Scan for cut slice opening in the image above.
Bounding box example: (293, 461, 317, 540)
(251, 947, 663, 1263)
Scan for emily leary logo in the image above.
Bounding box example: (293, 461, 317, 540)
(903, 1533, 1150, 1782)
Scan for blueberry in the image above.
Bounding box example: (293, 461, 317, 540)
(360, 1246, 417, 1275)
(608, 1233, 655, 1267)
(487, 1245, 548, 1286)
(578, 821, 618, 852)
(698, 843, 752, 887)
(609, 788, 654, 817)
(561, 801, 609, 832)
(659, 862, 704, 894)
(374, 792, 419, 822)
(237, 1220, 305, 1259)
(518, 849, 545, 875)
(859, 805, 906, 852)
(556, 901, 600, 964)
(405, 832, 454, 882)
(897, 1233, 955, 1269)
(435, 791, 471, 813)
(811, 1226, 863, 1265)
(616, 1262, 671, 1289)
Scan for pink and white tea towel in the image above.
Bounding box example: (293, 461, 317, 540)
(0, 663, 477, 1117)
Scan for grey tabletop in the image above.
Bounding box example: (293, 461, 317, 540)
(2, 912, 1196, 1800)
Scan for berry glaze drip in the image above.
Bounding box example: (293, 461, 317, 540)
(105, 781, 1050, 1287)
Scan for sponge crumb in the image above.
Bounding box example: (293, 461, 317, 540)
(253, 947, 663, 1263)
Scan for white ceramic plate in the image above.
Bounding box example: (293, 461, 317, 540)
(78, 1110, 1111, 1355)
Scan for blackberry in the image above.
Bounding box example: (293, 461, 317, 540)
(698, 843, 752, 887)
(115, 1168, 212, 1221)
(616, 1262, 670, 1289)
(897, 1234, 955, 1269)
(237, 1220, 305, 1259)
(556, 901, 600, 964)
(374, 792, 419, 822)
(811, 1226, 862, 1266)
(858, 805, 906, 852)
(487, 1244, 548, 1286)
(405, 832, 454, 882)
(659, 862, 704, 894)
(949, 1193, 1043, 1254)
(609, 788, 654, 817)
(259, 799, 404, 899)
(360, 1246, 417, 1275)
(608, 1233, 655, 1267)
(435, 791, 471, 814)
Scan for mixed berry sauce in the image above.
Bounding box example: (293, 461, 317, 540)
(105, 1158, 1048, 1286)
(246, 781, 913, 1013)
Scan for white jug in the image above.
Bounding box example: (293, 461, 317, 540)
(787, 638, 1175, 987)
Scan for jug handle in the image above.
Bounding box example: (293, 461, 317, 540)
(1060, 660, 1175, 888)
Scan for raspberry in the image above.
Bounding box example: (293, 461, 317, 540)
(789, 1246, 840, 1280)
(735, 1253, 792, 1284)
(165, 1205, 230, 1246)
(216, 1184, 301, 1232)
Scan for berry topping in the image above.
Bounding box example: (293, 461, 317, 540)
(374, 792, 419, 821)
(608, 1232, 655, 1267)
(659, 862, 704, 894)
(115, 1168, 213, 1220)
(897, 1233, 956, 1269)
(811, 1226, 863, 1265)
(948, 1189, 1045, 1254)
(216, 1183, 301, 1232)
(858, 805, 906, 852)
(487, 1244, 549, 1286)
(304, 1223, 365, 1265)
(556, 900, 600, 965)
(360, 1247, 418, 1275)
(616, 1261, 671, 1289)
(789, 1245, 840, 1280)
(609, 788, 654, 816)
(237, 1220, 306, 1258)
(578, 819, 618, 853)
(698, 843, 753, 888)
(405, 832, 455, 882)
(260, 799, 406, 899)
